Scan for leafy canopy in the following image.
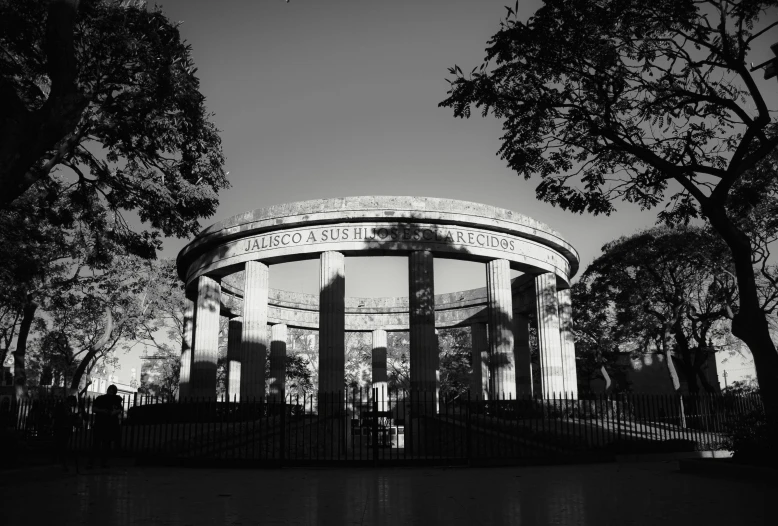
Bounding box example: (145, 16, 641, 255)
(440, 0, 778, 222)
(0, 0, 228, 257)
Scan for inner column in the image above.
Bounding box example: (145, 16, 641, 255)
(319, 251, 346, 395)
(486, 259, 515, 399)
(470, 323, 488, 399)
(535, 273, 565, 398)
(557, 288, 578, 398)
(190, 275, 221, 398)
(371, 329, 388, 411)
(409, 250, 438, 412)
(226, 317, 242, 401)
(178, 298, 194, 400)
(269, 323, 288, 401)
(241, 261, 269, 401)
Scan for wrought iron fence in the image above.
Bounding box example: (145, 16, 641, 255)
(2, 390, 762, 466)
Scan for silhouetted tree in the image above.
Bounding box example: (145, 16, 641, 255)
(441, 0, 778, 415)
(1, 0, 228, 397)
(0, 1, 228, 259)
(582, 227, 737, 393)
(571, 280, 630, 394)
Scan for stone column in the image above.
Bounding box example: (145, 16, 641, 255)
(557, 288, 578, 399)
(535, 273, 565, 398)
(470, 323, 489, 399)
(514, 313, 532, 397)
(226, 317, 242, 401)
(409, 250, 438, 412)
(486, 259, 515, 399)
(190, 275, 221, 398)
(269, 323, 288, 401)
(178, 298, 194, 400)
(371, 329, 388, 411)
(241, 261, 269, 401)
(319, 251, 346, 395)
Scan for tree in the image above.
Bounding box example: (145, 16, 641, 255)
(726, 148, 778, 325)
(1, 0, 228, 398)
(139, 354, 180, 400)
(582, 227, 737, 393)
(571, 280, 631, 394)
(0, 0, 228, 258)
(288, 327, 319, 392)
(0, 191, 81, 396)
(387, 332, 410, 391)
(438, 327, 472, 399)
(129, 259, 188, 400)
(37, 254, 167, 394)
(284, 354, 314, 398)
(345, 332, 372, 393)
(440, 0, 778, 414)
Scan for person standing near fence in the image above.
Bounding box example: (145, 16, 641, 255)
(88, 385, 123, 468)
(53, 395, 81, 472)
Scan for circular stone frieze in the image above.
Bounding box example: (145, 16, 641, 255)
(177, 196, 580, 293)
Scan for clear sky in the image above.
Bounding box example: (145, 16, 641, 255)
(150, 0, 674, 297)
(115, 0, 775, 384)
(151, 0, 778, 297)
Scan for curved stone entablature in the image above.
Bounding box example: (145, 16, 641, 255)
(177, 197, 580, 293)
(219, 277, 536, 331)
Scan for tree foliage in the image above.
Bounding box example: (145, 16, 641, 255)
(0, 191, 76, 371)
(129, 259, 187, 400)
(438, 327, 472, 399)
(440, 0, 778, 413)
(581, 226, 737, 393)
(0, 0, 228, 257)
(30, 255, 175, 394)
(726, 148, 778, 319)
(571, 280, 631, 393)
(387, 332, 410, 391)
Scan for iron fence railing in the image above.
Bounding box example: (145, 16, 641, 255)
(1, 390, 762, 466)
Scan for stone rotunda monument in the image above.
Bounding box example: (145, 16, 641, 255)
(176, 196, 580, 408)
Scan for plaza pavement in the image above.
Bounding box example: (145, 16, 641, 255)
(1, 460, 770, 525)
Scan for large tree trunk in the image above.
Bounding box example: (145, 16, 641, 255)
(599, 364, 612, 394)
(12, 298, 38, 400)
(705, 202, 778, 419)
(0, 0, 87, 207)
(692, 346, 717, 394)
(672, 320, 700, 394)
(69, 308, 113, 391)
(659, 321, 687, 428)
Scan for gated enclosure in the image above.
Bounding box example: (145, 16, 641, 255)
(5, 391, 761, 467)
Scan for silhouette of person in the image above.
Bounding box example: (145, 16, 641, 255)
(53, 395, 81, 472)
(88, 385, 123, 468)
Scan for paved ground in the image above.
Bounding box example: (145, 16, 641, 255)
(1, 460, 770, 525)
